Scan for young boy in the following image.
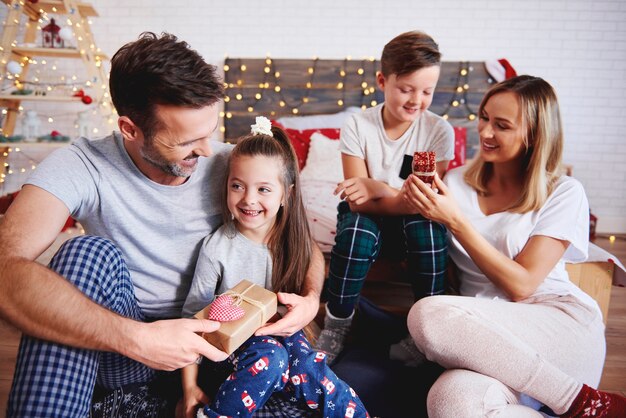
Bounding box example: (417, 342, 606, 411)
(316, 30, 455, 364)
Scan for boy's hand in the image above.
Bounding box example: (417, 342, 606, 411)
(335, 177, 384, 205)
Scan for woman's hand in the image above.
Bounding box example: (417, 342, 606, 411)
(403, 173, 462, 229)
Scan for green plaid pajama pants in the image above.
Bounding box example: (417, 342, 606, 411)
(325, 201, 448, 317)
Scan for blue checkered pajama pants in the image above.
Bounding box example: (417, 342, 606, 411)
(200, 331, 369, 418)
(7, 235, 156, 417)
(326, 201, 448, 318)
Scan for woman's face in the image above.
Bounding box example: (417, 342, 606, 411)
(477, 92, 526, 164)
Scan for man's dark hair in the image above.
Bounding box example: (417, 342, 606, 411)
(109, 32, 224, 140)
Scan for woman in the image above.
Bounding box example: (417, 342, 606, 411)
(403, 75, 625, 417)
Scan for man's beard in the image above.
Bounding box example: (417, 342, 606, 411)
(140, 142, 197, 178)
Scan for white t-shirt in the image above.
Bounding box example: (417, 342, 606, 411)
(339, 103, 454, 189)
(445, 167, 599, 313)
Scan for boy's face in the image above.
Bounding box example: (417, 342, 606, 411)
(377, 65, 440, 127)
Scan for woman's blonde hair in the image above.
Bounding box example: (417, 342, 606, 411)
(464, 75, 563, 213)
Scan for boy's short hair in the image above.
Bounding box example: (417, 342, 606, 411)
(381, 31, 441, 78)
(109, 32, 224, 140)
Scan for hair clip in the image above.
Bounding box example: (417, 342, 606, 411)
(250, 116, 273, 137)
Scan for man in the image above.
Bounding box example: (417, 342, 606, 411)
(0, 32, 323, 417)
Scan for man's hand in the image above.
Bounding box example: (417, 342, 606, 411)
(255, 292, 319, 337)
(124, 318, 228, 370)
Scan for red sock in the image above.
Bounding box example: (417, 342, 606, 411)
(562, 384, 626, 417)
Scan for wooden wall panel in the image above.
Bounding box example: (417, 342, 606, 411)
(223, 58, 495, 157)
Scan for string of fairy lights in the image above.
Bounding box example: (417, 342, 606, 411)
(0, 144, 41, 192)
(440, 61, 478, 122)
(220, 56, 380, 129)
(220, 57, 480, 135)
(0, 0, 116, 190)
(0, 1, 116, 135)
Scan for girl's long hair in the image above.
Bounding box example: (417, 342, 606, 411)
(221, 126, 312, 294)
(464, 75, 563, 213)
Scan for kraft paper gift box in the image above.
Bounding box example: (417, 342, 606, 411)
(194, 279, 278, 355)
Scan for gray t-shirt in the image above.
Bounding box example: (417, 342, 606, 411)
(340, 103, 455, 189)
(182, 226, 273, 317)
(26, 132, 232, 318)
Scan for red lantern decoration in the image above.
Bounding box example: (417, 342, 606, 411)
(42, 18, 64, 48)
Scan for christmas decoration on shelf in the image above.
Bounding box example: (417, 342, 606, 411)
(0, 0, 113, 138)
(58, 27, 74, 44)
(21, 109, 41, 141)
(0, 134, 25, 143)
(41, 18, 63, 48)
(74, 110, 91, 138)
(37, 130, 70, 142)
(73, 89, 93, 104)
(6, 61, 22, 75)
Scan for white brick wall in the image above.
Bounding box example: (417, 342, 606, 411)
(2, 0, 625, 232)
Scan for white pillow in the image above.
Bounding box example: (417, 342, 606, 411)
(299, 132, 343, 183)
(277, 107, 360, 130)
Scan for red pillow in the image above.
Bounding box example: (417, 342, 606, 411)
(272, 121, 340, 170)
(448, 126, 467, 170)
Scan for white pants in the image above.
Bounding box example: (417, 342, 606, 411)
(407, 294, 606, 417)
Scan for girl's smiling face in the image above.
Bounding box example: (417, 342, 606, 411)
(227, 154, 286, 243)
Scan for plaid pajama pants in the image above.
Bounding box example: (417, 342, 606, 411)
(325, 201, 448, 317)
(8, 235, 157, 418)
(200, 331, 368, 418)
(7, 236, 313, 418)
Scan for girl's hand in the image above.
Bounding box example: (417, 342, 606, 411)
(179, 385, 209, 418)
(335, 177, 382, 205)
(255, 292, 318, 337)
(403, 173, 462, 228)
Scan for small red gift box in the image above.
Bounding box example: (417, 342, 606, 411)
(413, 151, 436, 184)
(194, 280, 277, 355)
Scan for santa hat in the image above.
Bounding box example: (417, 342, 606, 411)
(485, 58, 517, 82)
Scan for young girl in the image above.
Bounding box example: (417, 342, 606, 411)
(181, 117, 369, 418)
(404, 76, 626, 417)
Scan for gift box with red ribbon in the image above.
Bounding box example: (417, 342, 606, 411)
(194, 279, 278, 355)
(413, 151, 436, 184)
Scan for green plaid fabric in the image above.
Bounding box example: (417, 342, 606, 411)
(325, 201, 447, 317)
